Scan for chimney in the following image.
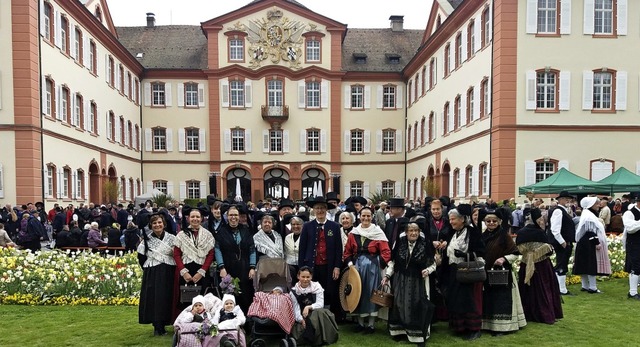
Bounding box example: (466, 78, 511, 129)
(146, 13, 155, 28)
(389, 15, 404, 32)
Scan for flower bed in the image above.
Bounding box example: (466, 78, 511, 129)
(0, 248, 141, 305)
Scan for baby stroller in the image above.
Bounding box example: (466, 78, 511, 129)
(247, 257, 296, 347)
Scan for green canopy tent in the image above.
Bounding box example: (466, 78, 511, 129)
(518, 168, 609, 195)
(597, 167, 640, 193)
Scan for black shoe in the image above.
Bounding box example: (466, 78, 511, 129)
(392, 335, 404, 342)
(464, 331, 481, 340)
(628, 293, 640, 300)
(364, 326, 375, 335)
(580, 287, 588, 292)
(354, 324, 365, 333)
(587, 289, 602, 294)
(560, 291, 575, 296)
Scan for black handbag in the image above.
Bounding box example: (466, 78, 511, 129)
(179, 284, 202, 303)
(456, 252, 486, 284)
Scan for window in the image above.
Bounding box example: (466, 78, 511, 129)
(60, 16, 69, 54)
(408, 81, 412, 105)
(89, 102, 96, 133)
(46, 165, 55, 198)
(429, 58, 436, 89)
(107, 56, 115, 86)
(382, 181, 395, 197)
(76, 170, 84, 199)
(414, 76, 419, 102)
(428, 112, 435, 142)
(44, 78, 53, 116)
(62, 168, 70, 199)
(453, 169, 460, 197)
(43, 2, 52, 41)
(537, 71, 557, 109)
(186, 128, 200, 152)
(306, 39, 320, 62)
(444, 44, 450, 75)
(134, 125, 140, 150)
(350, 181, 363, 197)
(74, 28, 82, 62)
(594, 0, 614, 35)
(229, 38, 244, 61)
(152, 83, 166, 106)
(443, 102, 450, 133)
(119, 117, 125, 144)
(127, 72, 132, 99)
(482, 7, 490, 47)
(467, 87, 474, 123)
(231, 128, 245, 152)
(267, 79, 283, 107)
(89, 41, 97, 74)
(153, 128, 166, 151)
(455, 33, 462, 67)
(468, 21, 475, 57)
(480, 163, 489, 195)
(229, 80, 245, 108)
(119, 66, 125, 94)
(351, 85, 364, 109)
(153, 180, 168, 194)
(127, 121, 133, 147)
(535, 161, 555, 182)
(306, 81, 320, 109)
(593, 71, 613, 110)
(481, 78, 489, 117)
(107, 111, 114, 140)
(406, 125, 412, 152)
(538, 0, 558, 33)
(187, 181, 201, 199)
(269, 130, 283, 153)
(454, 95, 462, 129)
(73, 93, 82, 127)
(185, 83, 199, 107)
(134, 79, 140, 105)
(60, 86, 70, 122)
(350, 130, 364, 153)
(466, 166, 473, 197)
(420, 118, 425, 145)
(382, 129, 395, 153)
(307, 129, 320, 153)
(421, 66, 426, 96)
(383, 85, 396, 109)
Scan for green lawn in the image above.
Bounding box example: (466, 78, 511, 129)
(0, 279, 638, 346)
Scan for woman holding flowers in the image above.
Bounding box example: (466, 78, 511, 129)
(138, 213, 176, 336)
(173, 206, 215, 312)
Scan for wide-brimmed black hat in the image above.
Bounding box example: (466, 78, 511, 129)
(305, 196, 336, 210)
(278, 198, 295, 210)
(345, 196, 367, 206)
(404, 207, 417, 219)
(326, 191, 340, 204)
(206, 194, 220, 206)
(479, 208, 507, 223)
(555, 191, 575, 200)
(388, 198, 405, 208)
(456, 203, 473, 217)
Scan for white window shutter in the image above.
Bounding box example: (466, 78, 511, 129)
(115, 64, 121, 90)
(559, 71, 571, 110)
(69, 27, 76, 60)
(396, 85, 403, 108)
(84, 172, 89, 200)
(616, 71, 627, 111)
(582, 71, 594, 110)
(526, 0, 538, 34)
(460, 92, 467, 125)
(617, 0, 628, 35)
(124, 178, 130, 200)
(448, 171, 454, 197)
(262, 130, 270, 153)
(376, 85, 383, 109)
(364, 86, 371, 109)
(298, 81, 306, 109)
(394, 182, 402, 197)
(220, 79, 229, 107)
(474, 15, 481, 53)
(321, 81, 329, 108)
(43, 168, 50, 198)
(244, 80, 252, 108)
(448, 107, 454, 132)
(223, 129, 231, 152)
(245, 129, 252, 153)
(146, 181, 153, 194)
(177, 83, 184, 107)
(459, 169, 466, 197)
(40, 75, 47, 115)
(395, 130, 402, 153)
(143, 82, 151, 106)
(283, 130, 290, 153)
(104, 55, 109, 83)
(39, 0, 46, 36)
(344, 184, 350, 200)
(343, 86, 351, 109)
(344, 130, 350, 153)
(124, 74, 130, 98)
(83, 36, 89, 69)
(300, 129, 307, 153)
(473, 84, 481, 120)
(320, 129, 327, 153)
(56, 85, 62, 119)
(584, 0, 595, 34)
(375, 130, 383, 153)
(524, 161, 536, 186)
(472, 167, 479, 196)
(363, 182, 370, 199)
(440, 112, 445, 136)
(54, 11, 62, 48)
(407, 127, 412, 150)
(199, 129, 206, 152)
(461, 29, 467, 61)
(200, 181, 207, 198)
(375, 182, 383, 194)
(525, 70, 537, 110)
(558, 160, 569, 170)
(487, 77, 492, 115)
(178, 128, 186, 152)
(179, 182, 186, 200)
(164, 83, 172, 107)
(165, 128, 173, 151)
(167, 181, 174, 197)
(560, 0, 572, 34)
(57, 167, 63, 198)
(70, 171, 76, 199)
(363, 130, 371, 153)
(198, 84, 205, 107)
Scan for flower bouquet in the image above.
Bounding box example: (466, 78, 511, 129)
(195, 319, 218, 342)
(219, 274, 242, 295)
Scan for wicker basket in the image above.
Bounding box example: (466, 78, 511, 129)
(487, 267, 509, 286)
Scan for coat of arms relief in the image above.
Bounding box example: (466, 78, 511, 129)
(229, 8, 319, 70)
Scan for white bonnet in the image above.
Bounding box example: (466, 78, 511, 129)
(580, 196, 598, 210)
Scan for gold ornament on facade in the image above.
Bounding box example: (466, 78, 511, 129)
(230, 7, 307, 70)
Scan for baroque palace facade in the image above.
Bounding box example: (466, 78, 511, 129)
(1, 0, 639, 207)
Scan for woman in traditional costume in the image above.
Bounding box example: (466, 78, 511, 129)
(573, 196, 611, 293)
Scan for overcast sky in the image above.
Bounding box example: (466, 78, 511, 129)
(106, 0, 434, 29)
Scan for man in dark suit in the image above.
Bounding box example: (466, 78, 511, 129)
(274, 198, 295, 240)
(298, 196, 343, 317)
(116, 204, 129, 232)
(384, 198, 408, 249)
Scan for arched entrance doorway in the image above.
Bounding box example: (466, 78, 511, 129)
(89, 162, 100, 204)
(105, 166, 118, 203)
(264, 168, 289, 199)
(301, 169, 326, 199)
(441, 163, 451, 197)
(226, 168, 251, 202)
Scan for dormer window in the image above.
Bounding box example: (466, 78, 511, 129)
(353, 53, 367, 64)
(386, 54, 401, 64)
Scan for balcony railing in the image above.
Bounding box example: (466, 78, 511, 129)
(261, 105, 289, 124)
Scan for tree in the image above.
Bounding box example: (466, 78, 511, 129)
(423, 177, 440, 198)
(102, 180, 120, 204)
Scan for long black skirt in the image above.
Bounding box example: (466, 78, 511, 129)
(389, 272, 434, 343)
(139, 263, 176, 326)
